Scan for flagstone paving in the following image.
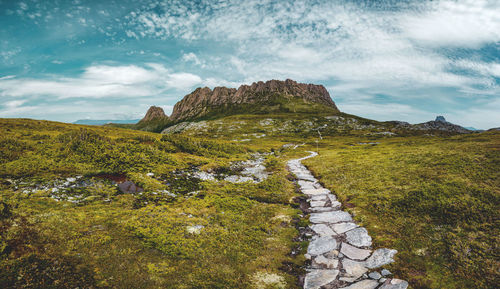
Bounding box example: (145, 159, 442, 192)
(288, 152, 408, 289)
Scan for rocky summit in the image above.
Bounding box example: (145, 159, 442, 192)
(169, 79, 339, 121)
(139, 106, 168, 123)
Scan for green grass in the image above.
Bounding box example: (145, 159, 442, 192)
(0, 118, 304, 289)
(1, 115, 498, 289)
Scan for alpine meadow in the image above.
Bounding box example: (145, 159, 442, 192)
(1, 1, 499, 289)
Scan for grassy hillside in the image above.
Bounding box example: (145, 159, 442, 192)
(1, 116, 498, 289)
(0, 118, 305, 288)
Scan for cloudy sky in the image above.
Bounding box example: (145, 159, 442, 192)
(1, 0, 499, 128)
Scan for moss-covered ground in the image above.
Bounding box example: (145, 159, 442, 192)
(0, 118, 305, 288)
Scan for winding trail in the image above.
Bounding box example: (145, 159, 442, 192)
(288, 152, 408, 289)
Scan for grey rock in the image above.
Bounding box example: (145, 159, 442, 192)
(341, 258, 368, 280)
(331, 222, 358, 234)
(325, 249, 339, 258)
(365, 248, 397, 269)
(310, 207, 337, 212)
(381, 269, 392, 276)
(312, 255, 339, 269)
(193, 171, 216, 181)
(379, 278, 387, 283)
(296, 172, 317, 182)
(330, 201, 342, 208)
(224, 175, 254, 183)
(303, 188, 331, 195)
(341, 242, 372, 260)
(310, 211, 353, 224)
(310, 224, 337, 237)
(308, 236, 338, 256)
(313, 183, 323, 189)
(435, 115, 446, 122)
(310, 194, 329, 201)
(299, 180, 316, 190)
(310, 200, 326, 207)
(345, 227, 372, 247)
(186, 225, 204, 234)
(304, 269, 339, 289)
(378, 279, 409, 289)
(339, 279, 379, 289)
(118, 181, 144, 194)
(368, 271, 382, 279)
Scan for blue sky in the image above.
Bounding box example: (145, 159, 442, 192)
(1, 0, 499, 129)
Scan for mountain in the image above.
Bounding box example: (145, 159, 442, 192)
(73, 119, 140, 125)
(139, 106, 168, 123)
(169, 79, 339, 122)
(137, 80, 475, 136)
(393, 116, 472, 134)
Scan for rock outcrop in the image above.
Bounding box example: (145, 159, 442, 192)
(139, 106, 168, 123)
(435, 116, 446, 122)
(169, 79, 338, 121)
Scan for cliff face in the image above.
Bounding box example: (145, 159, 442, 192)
(139, 106, 167, 123)
(169, 79, 338, 121)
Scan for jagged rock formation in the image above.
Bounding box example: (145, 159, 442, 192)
(140, 106, 168, 123)
(435, 116, 446, 122)
(169, 79, 339, 121)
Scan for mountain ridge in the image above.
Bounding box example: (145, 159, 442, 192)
(169, 79, 338, 122)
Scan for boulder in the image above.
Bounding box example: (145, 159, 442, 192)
(118, 181, 144, 194)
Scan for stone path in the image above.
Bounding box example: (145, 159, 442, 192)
(287, 152, 408, 289)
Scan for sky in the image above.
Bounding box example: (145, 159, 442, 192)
(0, 0, 499, 129)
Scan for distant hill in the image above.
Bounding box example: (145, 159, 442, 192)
(73, 119, 140, 125)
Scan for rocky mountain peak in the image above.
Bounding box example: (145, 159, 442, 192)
(169, 79, 338, 121)
(140, 106, 167, 122)
(435, 116, 447, 122)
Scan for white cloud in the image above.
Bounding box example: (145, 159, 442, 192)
(182, 52, 201, 65)
(0, 64, 213, 99)
(4, 99, 27, 108)
(402, 0, 500, 48)
(165, 72, 202, 90)
(128, 0, 497, 94)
